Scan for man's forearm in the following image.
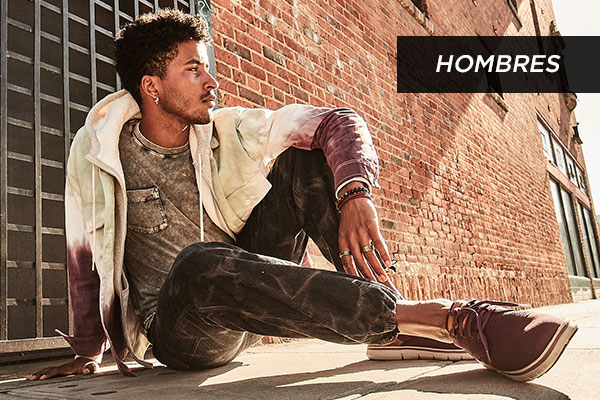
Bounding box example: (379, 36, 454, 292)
(310, 108, 380, 193)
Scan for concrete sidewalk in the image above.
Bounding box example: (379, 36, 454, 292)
(0, 300, 598, 399)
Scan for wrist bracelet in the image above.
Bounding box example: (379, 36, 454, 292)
(336, 185, 369, 203)
(336, 186, 370, 211)
(337, 192, 371, 211)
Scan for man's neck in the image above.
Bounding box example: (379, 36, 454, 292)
(138, 112, 190, 148)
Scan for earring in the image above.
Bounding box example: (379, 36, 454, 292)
(154, 96, 159, 104)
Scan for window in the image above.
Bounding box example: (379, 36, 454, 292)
(410, 0, 429, 16)
(539, 121, 554, 162)
(506, 0, 522, 28)
(576, 166, 587, 194)
(478, 36, 503, 97)
(565, 154, 578, 185)
(552, 137, 567, 175)
(578, 204, 600, 279)
(539, 119, 589, 194)
(487, 71, 503, 97)
(550, 179, 587, 277)
(507, 0, 519, 13)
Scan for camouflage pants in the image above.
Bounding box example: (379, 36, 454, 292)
(149, 148, 400, 370)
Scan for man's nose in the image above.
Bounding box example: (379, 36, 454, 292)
(205, 72, 219, 91)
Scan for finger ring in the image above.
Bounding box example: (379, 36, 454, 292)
(339, 250, 352, 258)
(360, 245, 372, 253)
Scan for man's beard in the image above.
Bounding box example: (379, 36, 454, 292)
(161, 93, 214, 125)
(193, 107, 214, 125)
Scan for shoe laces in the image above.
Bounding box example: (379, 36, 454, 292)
(449, 299, 523, 364)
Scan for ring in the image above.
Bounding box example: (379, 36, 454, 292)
(360, 245, 373, 253)
(339, 250, 352, 258)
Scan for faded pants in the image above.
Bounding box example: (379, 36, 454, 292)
(148, 148, 400, 370)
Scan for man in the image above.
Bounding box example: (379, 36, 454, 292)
(27, 9, 575, 382)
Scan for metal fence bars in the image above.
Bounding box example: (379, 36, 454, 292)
(0, 0, 211, 356)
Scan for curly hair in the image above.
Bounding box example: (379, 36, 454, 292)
(114, 9, 211, 105)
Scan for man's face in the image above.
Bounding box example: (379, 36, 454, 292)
(156, 40, 218, 125)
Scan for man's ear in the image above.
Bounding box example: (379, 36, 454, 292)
(139, 75, 160, 103)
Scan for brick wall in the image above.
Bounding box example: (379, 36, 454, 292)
(209, 0, 590, 306)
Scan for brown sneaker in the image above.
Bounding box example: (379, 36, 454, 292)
(449, 299, 578, 382)
(367, 334, 474, 361)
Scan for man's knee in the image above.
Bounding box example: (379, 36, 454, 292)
(176, 241, 231, 263)
(169, 242, 239, 282)
(271, 148, 330, 178)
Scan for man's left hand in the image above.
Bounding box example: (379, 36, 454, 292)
(337, 183, 395, 290)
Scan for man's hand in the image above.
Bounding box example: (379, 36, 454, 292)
(337, 183, 396, 290)
(26, 357, 98, 380)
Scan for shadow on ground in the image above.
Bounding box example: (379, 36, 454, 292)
(191, 360, 569, 399)
(396, 369, 569, 399)
(0, 358, 573, 399)
(15, 359, 564, 399)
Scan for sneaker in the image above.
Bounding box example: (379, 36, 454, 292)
(367, 334, 474, 361)
(449, 299, 578, 382)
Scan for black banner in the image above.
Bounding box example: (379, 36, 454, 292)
(396, 36, 600, 93)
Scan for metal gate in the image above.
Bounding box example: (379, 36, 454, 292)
(0, 0, 212, 358)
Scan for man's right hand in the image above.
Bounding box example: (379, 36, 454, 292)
(26, 357, 98, 380)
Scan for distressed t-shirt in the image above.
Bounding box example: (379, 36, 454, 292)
(118, 119, 232, 332)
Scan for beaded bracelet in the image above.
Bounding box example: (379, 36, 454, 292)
(337, 185, 370, 202)
(335, 186, 371, 211)
(336, 192, 371, 211)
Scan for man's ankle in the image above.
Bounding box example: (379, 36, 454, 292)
(446, 300, 468, 333)
(395, 299, 455, 342)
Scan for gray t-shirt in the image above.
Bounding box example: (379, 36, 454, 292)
(118, 119, 232, 330)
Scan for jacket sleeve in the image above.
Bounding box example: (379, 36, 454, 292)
(57, 132, 108, 361)
(236, 104, 380, 194)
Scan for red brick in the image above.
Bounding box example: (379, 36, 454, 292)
(247, 76, 261, 91)
(219, 8, 248, 32)
(290, 85, 309, 102)
(299, 78, 313, 93)
(235, 30, 263, 54)
(247, 24, 274, 48)
(216, 61, 232, 79)
(276, 67, 298, 86)
(266, 98, 283, 109)
(252, 54, 278, 74)
(267, 73, 289, 93)
(259, 0, 280, 16)
(284, 35, 304, 54)
(223, 38, 252, 62)
(273, 88, 285, 102)
(263, 46, 286, 67)
(260, 82, 273, 98)
(232, 69, 246, 84)
(241, 60, 267, 81)
(239, 86, 266, 107)
(212, 19, 234, 39)
(214, 46, 240, 69)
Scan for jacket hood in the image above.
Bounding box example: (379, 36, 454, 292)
(84, 90, 141, 185)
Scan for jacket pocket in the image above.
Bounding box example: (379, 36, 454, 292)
(126, 187, 168, 234)
(225, 173, 272, 223)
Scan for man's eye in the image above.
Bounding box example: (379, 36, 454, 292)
(189, 66, 198, 72)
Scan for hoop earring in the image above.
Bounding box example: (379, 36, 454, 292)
(154, 96, 159, 104)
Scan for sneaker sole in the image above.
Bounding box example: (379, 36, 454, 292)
(482, 319, 578, 382)
(367, 345, 475, 361)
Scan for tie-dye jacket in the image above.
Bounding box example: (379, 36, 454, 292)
(61, 89, 380, 375)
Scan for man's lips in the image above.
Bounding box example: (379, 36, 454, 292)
(202, 94, 216, 102)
